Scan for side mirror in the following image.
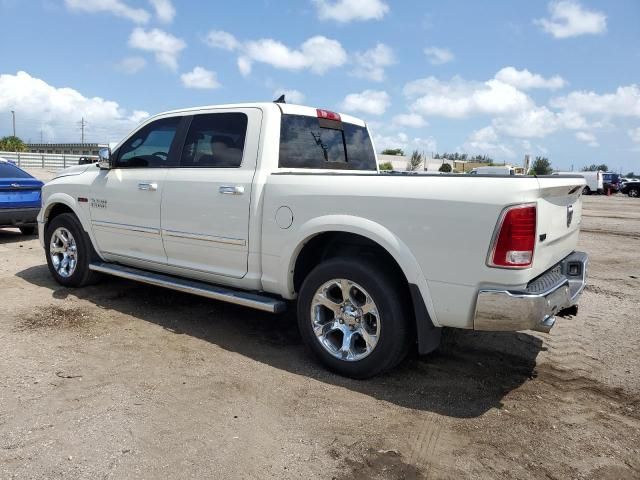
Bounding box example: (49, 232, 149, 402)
(98, 147, 112, 170)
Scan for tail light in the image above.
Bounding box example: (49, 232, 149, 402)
(488, 203, 537, 268)
(317, 109, 341, 121)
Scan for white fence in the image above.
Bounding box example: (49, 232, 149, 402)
(0, 151, 96, 170)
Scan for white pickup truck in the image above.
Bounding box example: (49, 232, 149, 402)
(38, 101, 588, 378)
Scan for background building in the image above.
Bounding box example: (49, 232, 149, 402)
(25, 143, 108, 156)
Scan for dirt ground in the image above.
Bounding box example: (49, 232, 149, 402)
(1, 172, 639, 479)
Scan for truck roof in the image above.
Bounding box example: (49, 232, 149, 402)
(149, 102, 366, 128)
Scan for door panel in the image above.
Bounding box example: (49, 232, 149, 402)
(89, 169, 169, 263)
(161, 108, 262, 279)
(89, 116, 182, 264)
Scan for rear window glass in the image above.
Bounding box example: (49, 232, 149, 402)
(279, 114, 376, 170)
(0, 162, 31, 178)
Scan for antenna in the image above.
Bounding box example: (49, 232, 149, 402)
(274, 94, 286, 104)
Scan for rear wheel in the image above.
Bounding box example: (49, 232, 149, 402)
(629, 188, 639, 198)
(19, 225, 36, 235)
(297, 257, 412, 378)
(45, 213, 100, 287)
(582, 186, 591, 195)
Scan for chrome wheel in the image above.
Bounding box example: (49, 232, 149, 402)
(49, 227, 78, 278)
(310, 279, 380, 361)
(630, 189, 639, 198)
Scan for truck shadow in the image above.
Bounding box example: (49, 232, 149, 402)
(17, 265, 544, 419)
(0, 229, 37, 245)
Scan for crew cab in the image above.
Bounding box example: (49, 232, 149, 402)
(38, 101, 588, 378)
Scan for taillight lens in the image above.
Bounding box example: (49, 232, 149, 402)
(316, 108, 341, 121)
(488, 204, 537, 268)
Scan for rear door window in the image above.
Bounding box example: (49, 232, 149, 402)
(180, 112, 248, 168)
(279, 114, 376, 170)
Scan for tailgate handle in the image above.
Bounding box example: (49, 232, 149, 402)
(219, 185, 244, 195)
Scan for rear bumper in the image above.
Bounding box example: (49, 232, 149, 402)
(474, 251, 588, 333)
(0, 207, 40, 227)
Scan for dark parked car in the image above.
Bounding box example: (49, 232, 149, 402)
(621, 180, 640, 198)
(0, 159, 44, 235)
(602, 172, 621, 193)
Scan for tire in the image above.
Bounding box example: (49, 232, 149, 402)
(19, 225, 36, 235)
(629, 188, 640, 198)
(297, 257, 412, 379)
(582, 186, 591, 195)
(44, 213, 100, 287)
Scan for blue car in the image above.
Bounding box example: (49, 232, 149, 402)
(0, 159, 44, 235)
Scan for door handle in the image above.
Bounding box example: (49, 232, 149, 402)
(219, 185, 244, 195)
(138, 182, 158, 191)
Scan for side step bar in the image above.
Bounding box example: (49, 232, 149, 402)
(89, 262, 287, 314)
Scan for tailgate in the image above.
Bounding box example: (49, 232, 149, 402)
(0, 178, 42, 209)
(532, 176, 585, 277)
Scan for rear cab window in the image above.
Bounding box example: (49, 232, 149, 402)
(279, 112, 377, 171)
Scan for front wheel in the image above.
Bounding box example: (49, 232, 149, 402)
(297, 257, 412, 378)
(45, 213, 100, 287)
(629, 188, 639, 198)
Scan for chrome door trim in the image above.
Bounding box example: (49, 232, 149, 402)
(92, 220, 160, 235)
(162, 228, 246, 246)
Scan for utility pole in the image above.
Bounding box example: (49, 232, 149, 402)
(10, 110, 16, 137)
(78, 117, 87, 145)
(40, 129, 44, 144)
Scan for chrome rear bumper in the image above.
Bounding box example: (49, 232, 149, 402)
(474, 251, 588, 333)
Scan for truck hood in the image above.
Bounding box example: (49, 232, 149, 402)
(51, 164, 93, 180)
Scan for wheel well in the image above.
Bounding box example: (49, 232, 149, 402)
(45, 203, 74, 226)
(293, 232, 408, 294)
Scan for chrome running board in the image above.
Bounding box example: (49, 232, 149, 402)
(89, 262, 287, 314)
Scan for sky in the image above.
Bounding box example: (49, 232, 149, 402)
(0, 0, 638, 172)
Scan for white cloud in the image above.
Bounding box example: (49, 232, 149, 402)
(629, 127, 640, 144)
(206, 32, 347, 76)
(204, 30, 240, 51)
(129, 110, 149, 124)
(392, 113, 426, 128)
(469, 126, 498, 143)
(494, 66, 566, 90)
(373, 131, 437, 155)
(180, 67, 220, 89)
(492, 106, 561, 138)
(424, 47, 454, 65)
(116, 56, 146, 74)
(244, 36, 347, 74)
(272, 89, 305, 104)
(550, 85, 640, 117)
(65, 0, 150, 23)
(149, 0, 175, 23)
(237, 57, 252, 76)
(313, 0, 389, 23)
(535, 0, 606, 38)
(0, 71, 146, 143)
(342, 90, 390, 116)
(575, 131, 599, 147)
(405, 76, 533, 119)
(352, 43, 395, 82)
(128, 28, 186, 70)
